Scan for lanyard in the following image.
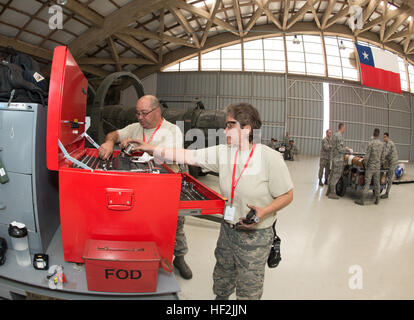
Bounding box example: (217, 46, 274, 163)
(230, 144, 256, 206)
(143, 119, 163, 143)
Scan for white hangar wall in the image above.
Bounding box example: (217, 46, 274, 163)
(155, 71, 413, 160)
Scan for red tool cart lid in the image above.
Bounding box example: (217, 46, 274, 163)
(46, 46, 88, 171)
(83, 239, 161, 263)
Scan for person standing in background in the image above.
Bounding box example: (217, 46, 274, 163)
(319, 129, 332, 186)
(355, 128, 384, 206)
(381, 132, 398, 199)
(283, 132, 290, 147)
(326, 123, 350, 199)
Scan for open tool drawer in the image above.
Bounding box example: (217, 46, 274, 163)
(179, 173, 226, 216)
(46, 46, 227, 264)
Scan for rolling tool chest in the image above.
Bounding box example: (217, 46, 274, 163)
(46, 46, 226, 268)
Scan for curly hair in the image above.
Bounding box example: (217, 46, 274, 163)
(225, 102, 262, 142)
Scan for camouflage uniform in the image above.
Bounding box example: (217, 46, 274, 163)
(213, 222, 273, 300)
(284, 143, 299, 161)
(174, 216, 188, 256)
(382, 140, 398, 197)
(357, 137, 384, 204)
(174, 164, 189, 257)
(327, 131, 347, 196)
(318, 136, 332, 183)
(283, 135, 290, 146)
(267, 140, 277, 150)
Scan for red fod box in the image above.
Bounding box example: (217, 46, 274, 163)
(83, 239, 162, 293)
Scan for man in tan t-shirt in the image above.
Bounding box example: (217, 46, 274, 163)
(98, 95, 192, 280)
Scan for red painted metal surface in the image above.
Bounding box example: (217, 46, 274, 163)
(83, 239, 160, 293)
(58, 166, 181, 263)
(47, 46, 87, 171)
(46, 46, 225, 266)
(179, 173, 226, 215)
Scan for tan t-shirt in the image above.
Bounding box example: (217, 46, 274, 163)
(117, 119, 183, 172)
(193, 144, 294, 229)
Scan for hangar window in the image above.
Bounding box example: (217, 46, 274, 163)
(221, 43, 242, 71)
(285, 35, 306, 75)
(180, 56, 199, 71)
(263, 37, 285, 73)
(163, 55, 199, 72)
(201, 49, 220, 70)
(325, 36, 358, 81)
(302, 35, 325, 77)
(163, 62, 179, 72)
(162, 34, 413, 93)
(244, 39, 265, 72)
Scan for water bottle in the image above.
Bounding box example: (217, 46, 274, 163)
(8, 221, 31, 267)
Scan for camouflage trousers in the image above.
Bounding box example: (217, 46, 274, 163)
(384, 164, 396, 194)
(174, 216, 188, 257)
(318, 158, 331, 181)
(213, 222, 274, 300)
(284, 150, 294, 160)
(362, 168, 380, 196)
(328, 159, 344, 191)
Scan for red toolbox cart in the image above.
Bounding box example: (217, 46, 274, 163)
(46, 46, 225, 265)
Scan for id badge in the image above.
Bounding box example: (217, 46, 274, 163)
(223, 205, 236, 222)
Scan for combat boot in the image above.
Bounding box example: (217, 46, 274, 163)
(319, 179, 323, 186)
(355, 194, 365, 206)
(173, 256, 193, 280)
(325, 185, 331, 196)
(215, 295, 229, 300)
(375, 195, 380, 205)
(381, 183, 391, 199)
(328, 192, 339, 199)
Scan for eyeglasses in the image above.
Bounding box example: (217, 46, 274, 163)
(225, 121, 238, 129)
(136, 106, 159, 118)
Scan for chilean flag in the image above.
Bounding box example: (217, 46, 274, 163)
(355, 43, 401, 94)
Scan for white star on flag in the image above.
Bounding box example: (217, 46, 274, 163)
(362, 51, 369, 60)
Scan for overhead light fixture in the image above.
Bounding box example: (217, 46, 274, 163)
(57, 0, 68, 5)
(339, 40, 346, 50)
(187, 33, 195, 45)
(292, 35, 300, 45)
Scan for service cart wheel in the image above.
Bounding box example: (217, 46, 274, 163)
(336, 177, 346, 197)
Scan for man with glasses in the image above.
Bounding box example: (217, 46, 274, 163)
(98, 95, 193, 280)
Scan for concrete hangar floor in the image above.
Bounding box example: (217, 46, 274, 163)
(175, 156, 414, 300)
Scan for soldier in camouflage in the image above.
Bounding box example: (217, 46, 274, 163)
(319, 129, 332, 186)
(326, 123, 350, 199)
(381, 132, 399, 199)
(174, 216, 188, 258)
(284, 139, 299, 161)
(283, 131, 290, 147)
(133, 102, 294, 300)
(355, 128, 385, 205)
(213, 223, 274, 300)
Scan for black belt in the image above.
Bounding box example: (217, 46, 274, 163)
(223, 220, 258, 232)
